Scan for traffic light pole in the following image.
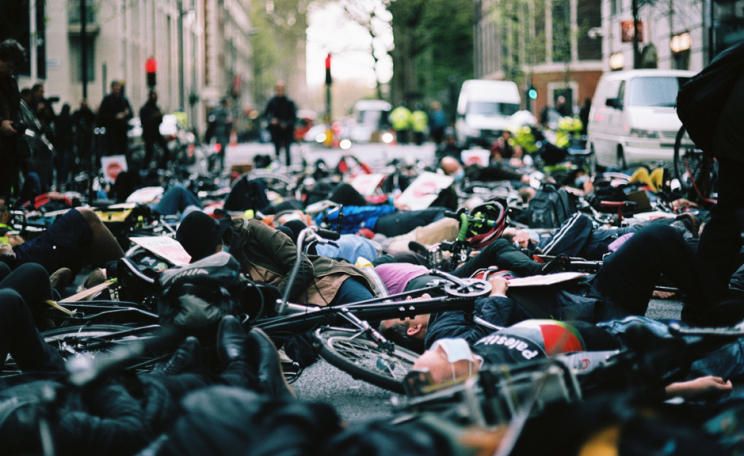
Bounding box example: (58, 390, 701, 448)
(324, 54, 332, 147)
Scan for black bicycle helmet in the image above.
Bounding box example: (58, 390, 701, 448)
(466, 199, 508, 250)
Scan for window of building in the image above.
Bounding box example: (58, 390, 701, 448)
(552, 0, 571, 62)
(577, 0, 601, 60)
(532, 0, 546, 64)
(673, 50, 690, 70)
(70, 35, 95, 82)
(67, 0, 97, 24)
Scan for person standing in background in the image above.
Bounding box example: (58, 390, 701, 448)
(98, 81, 132, 163)
(209, 98, 232, 172)
(140, 90, 169, 169)
(390, 101, 412, 145)
(428, 101, 447, 145)
(411, 103, 428, 146)
(263, 82, 296, 166)
(55, 104, 74, 188)
(0, 39, 27, 199)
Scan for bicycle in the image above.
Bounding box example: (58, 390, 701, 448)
(673, 125, 718, 206)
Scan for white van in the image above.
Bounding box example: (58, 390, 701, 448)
(587, 69, 695, 169)
(348, 100, 392, 143)
(456, 80, 521, 148)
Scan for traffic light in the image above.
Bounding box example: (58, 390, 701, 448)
(528, 86, 538, 100)
(146, 58, 157, 88)
(325, 54, 332, 85)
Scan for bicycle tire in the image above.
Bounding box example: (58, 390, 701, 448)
(316, 327, 419, 394)
(3, 324, 159, 376)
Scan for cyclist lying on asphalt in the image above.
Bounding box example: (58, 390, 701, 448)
(380, 224, 740, 353)
(176, 211, 377, 307)
(0, 315, 293, 456)
(0, 198, 124, 276)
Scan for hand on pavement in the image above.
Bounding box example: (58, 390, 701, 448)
(666, 376, 732, 400)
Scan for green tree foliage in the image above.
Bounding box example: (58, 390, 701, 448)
(387, 0, 473, 119)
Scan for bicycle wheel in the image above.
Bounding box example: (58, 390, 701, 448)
(3, 324, 160, 376)
(673, 125, 718, 203)
(316, 327, 419, 394)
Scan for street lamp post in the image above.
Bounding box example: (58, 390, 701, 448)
(81, 0, 88, 100)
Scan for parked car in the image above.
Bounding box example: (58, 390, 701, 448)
(455, 79, 521, 148)
(587, 69, 695, 169)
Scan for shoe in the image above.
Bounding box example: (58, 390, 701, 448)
(408, 241, 428, 256)
(247, 328, 296, 400)
(676, 213, 700, 239)
(49, 268, 73, 292)
(217, 315, 248, 367)
(541, 255, 570, 275)
(156, 336, 202, 376)
(82, 268, 107, 290)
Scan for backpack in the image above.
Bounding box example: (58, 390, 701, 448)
(676, 41, 744, 153)
(157, 252, 247, 328)
(528, 183, 577, 229)
(223, 176, 270, 212)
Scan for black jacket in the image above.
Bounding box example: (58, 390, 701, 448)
(139, 100, 164, 138)
(263, 96, 297, 126)
(98, 93, 132, 135)
(423, 277, 628, 349)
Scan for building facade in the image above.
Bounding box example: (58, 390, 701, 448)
(474, 0, 604, 119)
(9, 0, 260, 137)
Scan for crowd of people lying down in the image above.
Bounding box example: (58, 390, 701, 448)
(1, 140, 744, 455)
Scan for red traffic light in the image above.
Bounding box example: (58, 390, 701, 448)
(145, 58, 157, 73)
(325, 54, 331, 70)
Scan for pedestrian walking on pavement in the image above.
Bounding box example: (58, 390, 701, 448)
(263, 82, 297, 166)
(390, 101, 412, 145)
(428, 101, 447, 145)
(140, 90, 170, 169)
(0, 39, 27, 200)
(97, 80, 133, 163)
(72, 100, 95, 176)
(55, 104, 74, 188)
(411, 103, 428, 146)
(208, 98, 232, 173)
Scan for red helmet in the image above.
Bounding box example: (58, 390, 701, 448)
(466, 199, 508, 250)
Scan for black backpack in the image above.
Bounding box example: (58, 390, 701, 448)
(676, 41, 744, 153)
(157, 252, 247, 329)
(223, 176, 270, 212)
(528, 183, 577, 228)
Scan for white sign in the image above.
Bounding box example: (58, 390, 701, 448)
(351, 173, 385, 196)
(101, 155, 128, 184)
(126, 186, 164, 204)
(461, 149, 491, 167)
(395, 172, 454, 211)
(131, 236, 192, 265)
(507, 272, 588, 287)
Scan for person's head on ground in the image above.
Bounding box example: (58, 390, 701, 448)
(275, 81, 285, 97)
(412, 338, 482, 385)
(518, 186, 536, 203)
(0, 39, 26, 78)
(380, 297, 432, 354)
(440, 156, 463, 176)
(176, 211, 232, 262)
(111, 80, 122, 96)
